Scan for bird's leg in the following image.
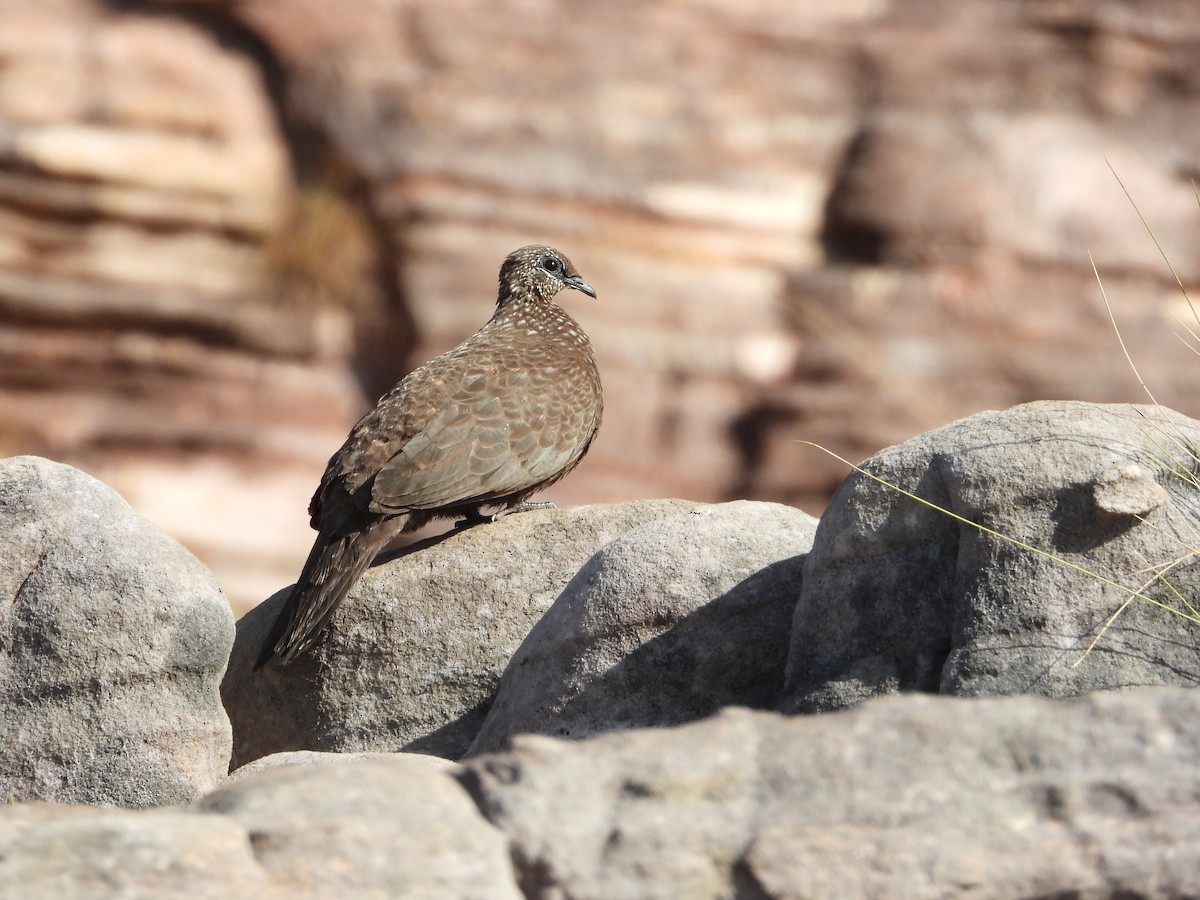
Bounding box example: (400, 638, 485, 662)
(489, 500, 556, 521)
(454, 508, 491, 529)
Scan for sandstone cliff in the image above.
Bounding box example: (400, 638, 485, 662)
(3, 1, 1199, 607)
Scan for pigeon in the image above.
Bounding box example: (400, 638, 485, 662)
(261, 244, 602, 665)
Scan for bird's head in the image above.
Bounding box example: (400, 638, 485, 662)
(497, 245, 597, 305)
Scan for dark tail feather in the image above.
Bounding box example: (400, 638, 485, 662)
(256, 523, 398, 668)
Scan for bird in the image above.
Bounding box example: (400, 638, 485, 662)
(259, 244, 603, 666)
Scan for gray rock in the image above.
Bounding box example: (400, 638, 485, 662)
(784, 401, 1200, 713)
(225, 749, 457, 782)
(460, 687, 1200, 899)
(0, 756, 519, 899)
(223, 499, 706, 767)
(468, 500, 817, 755)
(0, 456, 234, 807)
(197, 756, 520, 899)
(1092, 460, 1170, 517)
(0, 804, 267, 900)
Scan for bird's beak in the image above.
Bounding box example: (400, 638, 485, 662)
(565, 275, 597, 298)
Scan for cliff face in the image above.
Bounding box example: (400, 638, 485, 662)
(3, 0, 1200, 607)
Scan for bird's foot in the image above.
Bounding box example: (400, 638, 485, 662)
(491, 500, 556, 521)
(455, 501, 556, 529)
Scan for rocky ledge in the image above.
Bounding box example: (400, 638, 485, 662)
(2, 400, 1199, 897)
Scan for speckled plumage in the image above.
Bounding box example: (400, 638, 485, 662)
(262, 245, 602, 665)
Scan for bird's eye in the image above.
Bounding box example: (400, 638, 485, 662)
(541, 256, 562, 274)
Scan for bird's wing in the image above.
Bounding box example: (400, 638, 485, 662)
(313, 333, 601, 524)
(370, 396, 578, 512)
(369, 358, 597, 513)
(305, 364, 450, 535)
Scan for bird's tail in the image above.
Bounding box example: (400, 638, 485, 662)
(256, 522, 399, 668)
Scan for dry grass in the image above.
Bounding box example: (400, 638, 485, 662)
(262, 183, 384, 318)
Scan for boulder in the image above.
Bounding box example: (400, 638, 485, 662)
(0, 755, 518, 899)
(223, 499, 706, 768)
(0, 456, 233, 807)
(4, 687, 1200, 898)
(461, 687, 1200, 899)
(226, 749, 457, 782)
(469, 500, 816, 755)
(784, 401, 1200, 713)
(197, 756, 520, 899)
(0, 804, 268, 900)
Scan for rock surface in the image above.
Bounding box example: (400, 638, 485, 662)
(3, 411, 1200, 895)
(8, 687, 1197, 898)
(785, 401, 1200, 713)
(0, 755, 518, 899)
(0, 456, 233, 807)
(226, 749, 457, 782)
(223, 499, 707, 768)
(469, 500, 816, 755)
(462, 687, 1200, 899)
(0, 803, 269, 900)
(197, 756, 519, 899)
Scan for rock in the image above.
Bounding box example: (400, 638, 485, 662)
(0, 456, 234, 808)
(223, 499, 706, 768)
(1092, 460, 1170, 517)
(0, 755, 519, 898)
(468, 501, 817, 755)
(3, 690, 1199, 900)
(6, 674, 1200, 897)
(460, 686, 1200, 899)
(197, 756, 520, 899)
(226, 749, 457, 782)
(0, 804, 269, 900)
(783, 401, 1200, 713)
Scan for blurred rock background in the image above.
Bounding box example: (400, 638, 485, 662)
(2, 0, 1199, 612)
